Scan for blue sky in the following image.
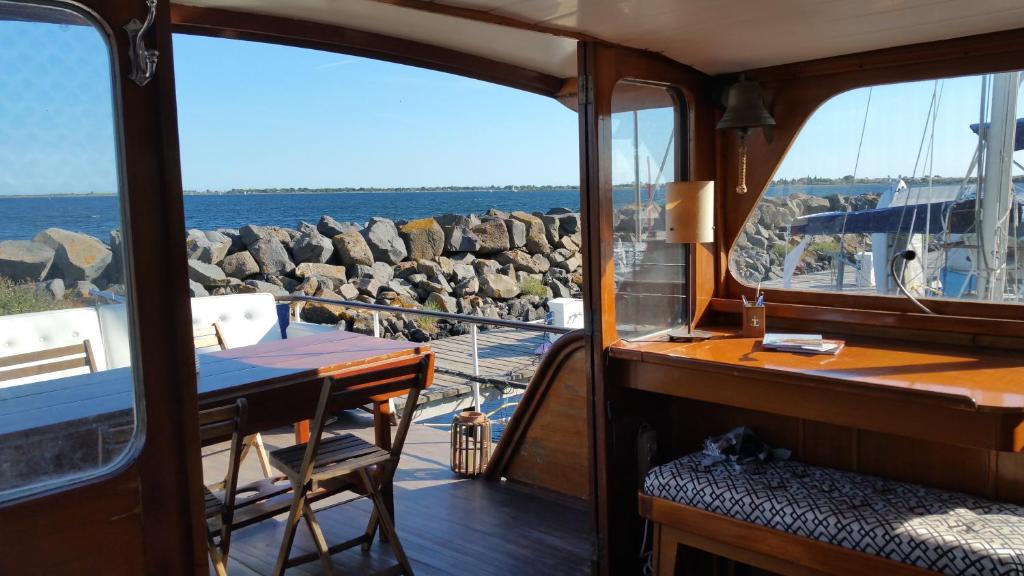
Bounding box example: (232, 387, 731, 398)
(1, 18, 1021, 196)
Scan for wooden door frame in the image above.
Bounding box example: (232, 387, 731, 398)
(0, 0, 205, 574)
(578, 40, 715, 575)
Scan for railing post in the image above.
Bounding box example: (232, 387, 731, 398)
(372, 311, 381, 338)
(471, 324, 481, 411)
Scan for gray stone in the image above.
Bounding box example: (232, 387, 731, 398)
(486, 208, 509, 219)
(39, 278, 65, 301)
(108, 229, 125, 284)
(332, 231, 374, 268)
(338, 283, 360, 300)
(217, 228, 245, 253)
(34, 228, 112, 283)
(242, 280, 289, 297)
(495, 250, 550, 274)
(538, 214, 562, 245)
(559, 235, 579, 253)
(504, 219, 527, 249)
(558, 213, 581, 236)
(425, 292, 457, 314)
(186, 230, 230, 265)
(204, 231, 233, 262)
(416, 260, 443, 278)
(435, 213, 479, 227)
(549, 279, 572, 298)
(295, 263, 346, 284)
(510, 212, 551, 254)
(442, 224, 481, 253)
(220, 251, 260, 279)
(393, 261, 420, 280)
(188, 259, 230, 287)
(189, 280, 209, 297)
(386, 279, 419, 300)
(238, 224, 270, 246)
(497, 263, 516, 278)
(0, 240, 54, 282)
(405, 273, 428, 285)
(449, 252, 475, 265)
(556, 253, 583, 272)
(479, 273, 520, 299)
(318, 215, 362, 238)
(546, 207, 574, 215)
(473, 259, 499, 275)
(372, 261, 394, 283)
(399, 218, 444, 261)
(355, 277, 384, 297)
(362, 217, 407, 264)
(470, 219, 510, 254)
(249, 237, 295, 276)
(292, 229, 334, 264)
(297, 221, 318, 235)
(451, 263, 475, 283)
(453, 276, 479, 297)
(71, 280, 99, 300)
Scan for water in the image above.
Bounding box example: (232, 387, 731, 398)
(0, 189, 582, 241)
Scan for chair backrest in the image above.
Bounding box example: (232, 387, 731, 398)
(302, 352, 434, 478)
(198, 399, 249, 538)
(194, 322, 228, 353)
(190, 293, 282, 349)
(0, 339, 97, 384)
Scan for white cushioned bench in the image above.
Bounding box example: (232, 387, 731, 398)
(642, 452, 1024, 575)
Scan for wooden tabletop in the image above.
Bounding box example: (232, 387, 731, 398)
(0, 331, 430, 437)
(610, 327, 1024, 412)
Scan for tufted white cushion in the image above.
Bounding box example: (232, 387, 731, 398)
(0, 307, 108, 387)
(97, 304, 131, 369)
(189, 293, 283, 349)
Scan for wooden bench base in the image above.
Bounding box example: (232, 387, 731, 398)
(639, 493, 938, 576)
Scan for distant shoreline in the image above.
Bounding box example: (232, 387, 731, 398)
(1, 186, 583, 199)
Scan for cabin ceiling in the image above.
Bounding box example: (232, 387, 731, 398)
(176, 0, 1024, 80)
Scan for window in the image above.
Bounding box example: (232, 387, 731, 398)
(732, 71, 1024, 305)
(0, 2, 136, 501)
(611, 81, 687, 339)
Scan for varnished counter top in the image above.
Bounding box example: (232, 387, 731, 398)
(609, 328, 1024, 450)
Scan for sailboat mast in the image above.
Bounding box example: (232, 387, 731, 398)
(977, 72, 1019, 301)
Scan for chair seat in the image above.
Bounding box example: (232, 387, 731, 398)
(269, 433, 391, 488)
(204, 486, 223, 518)
(644, 452, 1024, 575)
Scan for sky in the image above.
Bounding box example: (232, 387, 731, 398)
(1, 17, 1022, 196)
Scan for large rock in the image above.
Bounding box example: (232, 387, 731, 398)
(479, 273, 520, 299)
(238, 224, 270, 246)
(450, 263, 476, 283)
(189, 280, 209, 297)
(558, 213, 581, 236)
(510, 212, 551, 254)
(538, 214, 562, 245)
(425, 292, 457, 314)
(108, 230, 125, 284)
(504, 219, 527, 249)
(34, 228, 112, 282)
(318, 215, 362, 238)
(0, 240, 54, 282)
(291, 229, 334, 264)
(220, 251, 260, 279)
(495, 250, 550, 274)
(332, 231, 374, 267)
(249, 237, 295, 276)
(186, 229, 231, 264)
(362, 218, 407, 264)
(355, 277, 384, 297)
(453, 276, 479, 297)
(442, 224, 481, 253)
(470, 219, 510, 255)
(241, 279, 289, 297)
(295, 263, 346, 284)
(187, 259, 230, 287)
(399, 218, 444, 261)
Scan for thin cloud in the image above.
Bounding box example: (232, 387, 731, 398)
(316, 58, 357, 69)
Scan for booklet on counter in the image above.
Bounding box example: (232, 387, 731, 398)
(761, 333, 845, 355)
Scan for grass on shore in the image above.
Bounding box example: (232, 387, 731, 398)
(0, 277, 73, 316)
(519, 276, 548, 297)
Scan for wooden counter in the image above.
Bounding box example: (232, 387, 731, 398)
(609, 328, 1024, 451)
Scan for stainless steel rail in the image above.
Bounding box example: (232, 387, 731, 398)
(275, 294, 574, 411)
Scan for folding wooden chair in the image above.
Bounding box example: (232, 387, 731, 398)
(269, 353, 432, 576)
(0, 339, 97, 383)
(199, 399, 248, 576)
(195, 322, 274, 479)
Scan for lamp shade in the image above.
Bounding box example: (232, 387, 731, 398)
(665, 181, 715, 244)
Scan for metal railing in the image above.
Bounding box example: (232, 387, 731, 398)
(276, 295, 572, 414)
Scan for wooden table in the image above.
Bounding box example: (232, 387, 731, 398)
(0, 331, 433, 495)
(609, 327, 1024, 451)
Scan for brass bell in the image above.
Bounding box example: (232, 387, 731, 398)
(717, 80, 775, 130)
(717, 80, 775, 194)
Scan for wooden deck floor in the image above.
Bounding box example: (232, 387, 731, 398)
(203, 411, 592, 575)
(403, 327, 549, 409)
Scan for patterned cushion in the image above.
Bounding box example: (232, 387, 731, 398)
(644, 453, 1024, 575)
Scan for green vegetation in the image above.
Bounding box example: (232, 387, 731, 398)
(0, 277, 71, 315)
(770, 244, 788, 260)
(415, 301, 444, 332)
(520, 276, 548, 297)
(809, 239, 840, 254)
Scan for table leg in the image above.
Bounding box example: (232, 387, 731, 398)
(294, 420, 310, 444)
(373, 400, 394, 541)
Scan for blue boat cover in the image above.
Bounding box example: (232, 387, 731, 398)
(969, 118, 1024, 151)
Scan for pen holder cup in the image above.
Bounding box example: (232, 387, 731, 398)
(742, 304, 766, 338)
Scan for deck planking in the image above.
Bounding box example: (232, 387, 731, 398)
(203, 410, 592, 575)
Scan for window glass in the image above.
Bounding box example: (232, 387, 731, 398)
(731, 72, 1024, 304)
(0, 2, 135, 501)
(611, 81, 687, 339)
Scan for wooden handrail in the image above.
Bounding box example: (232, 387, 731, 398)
(485, 330, 586, 481)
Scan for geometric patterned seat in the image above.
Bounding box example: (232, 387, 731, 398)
(644, 453, 1024, 575)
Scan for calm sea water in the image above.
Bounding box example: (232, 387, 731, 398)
(0, 183, 910, 242)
